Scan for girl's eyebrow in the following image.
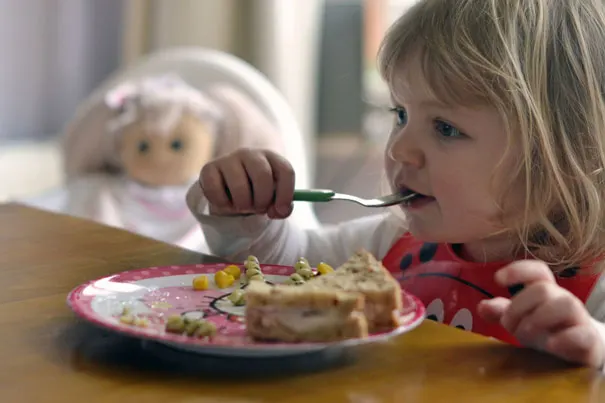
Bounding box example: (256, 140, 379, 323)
(390, 92, 454, 110)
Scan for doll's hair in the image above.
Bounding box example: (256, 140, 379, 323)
(378, 0, 605, 272)
(105, 74, 222, 137)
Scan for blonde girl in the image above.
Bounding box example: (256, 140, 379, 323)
(187, 0, 605, 368)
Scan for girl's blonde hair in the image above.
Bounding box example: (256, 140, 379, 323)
(378, 0, 605, 272)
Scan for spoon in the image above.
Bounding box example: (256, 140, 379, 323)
(293, 189, 417, 208)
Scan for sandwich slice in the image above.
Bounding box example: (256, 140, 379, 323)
(302, 249, 403, 333)
(244, 281, 369, 342)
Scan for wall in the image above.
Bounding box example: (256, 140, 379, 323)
(317, 0, 364, 137)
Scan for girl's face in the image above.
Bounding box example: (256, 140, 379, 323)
(385, 56, 525, 260)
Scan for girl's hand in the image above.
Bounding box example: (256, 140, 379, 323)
(477, 260, 604, 368)
(198, 148, 295, 219)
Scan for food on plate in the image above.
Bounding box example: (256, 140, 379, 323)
(244, 255, 260, 271)
(214, 270, 235, 288)
(118, 306, 149, 327)
(223, 264, 242, 280)
(242, 255, 265, 283)
(164, 315, 217, 338)
(228, 289, 246, 306)
(192, 274, 210, 290)
(248, 274, 264, 282)
(294, 258, 314, 280)
(304, 249, 403, 332)
(316, 262, 334, 275)
(165, 315, 186, 333)
(244, 281, 369, 342)
(285, 272, 306, 286)
(244, 249, 403, 341)
(246, 266, 262, 278)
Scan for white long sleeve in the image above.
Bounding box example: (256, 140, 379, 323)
(185, 182, 406, 266)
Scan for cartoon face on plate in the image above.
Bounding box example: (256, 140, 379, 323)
(139, 286, 246, 326)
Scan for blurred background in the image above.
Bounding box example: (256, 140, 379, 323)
(0, 0, 418, 224)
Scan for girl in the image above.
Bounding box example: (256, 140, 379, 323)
(186, 0, 605, 369)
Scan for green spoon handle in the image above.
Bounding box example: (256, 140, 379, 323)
(293, 189, 335, 202)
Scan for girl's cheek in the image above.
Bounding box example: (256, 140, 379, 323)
(384, 157, 398, 184)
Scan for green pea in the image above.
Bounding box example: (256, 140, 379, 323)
(246, 267, 262, 277)
(229, 289, 246, 306)
(247, 255, 259, 264)
(184, 320, 200, 336)
(286, 273, 305, 285)
(195, 321, 217, 338)
(165, 315, 185, 333)
(244, 260, 261, 271)
(298, 267, 314, 280)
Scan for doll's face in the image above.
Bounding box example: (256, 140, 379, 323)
(118, 112, 215, 187)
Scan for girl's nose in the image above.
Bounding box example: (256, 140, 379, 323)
(386, 126, 425, 169)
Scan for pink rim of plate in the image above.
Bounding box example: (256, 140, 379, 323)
(67, 263, 426, 351)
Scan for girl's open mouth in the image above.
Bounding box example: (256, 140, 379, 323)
(399, 188, 436, 210)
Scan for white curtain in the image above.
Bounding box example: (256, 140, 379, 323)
(0, 0, 123, 141)
(0, 0, 122, 200)
(123, 0, 325, 178)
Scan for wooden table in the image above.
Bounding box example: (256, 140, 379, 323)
(1, 203, 604, 402)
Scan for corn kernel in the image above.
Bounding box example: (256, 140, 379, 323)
(317, 262, 334, 275)
(215, 270, 235, 288)
(134, 317, 149, 328)
(223, 264, 242, 279)
(119, 314, 135, 325)
(192, 275, 209, 290)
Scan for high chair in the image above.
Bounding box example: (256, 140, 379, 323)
(22, 47, 321, 251)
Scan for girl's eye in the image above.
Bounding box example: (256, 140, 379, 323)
(138, 140, 150, 153)
(170, 139, 183, 151)
(435, 120, 464, 138)
(389, 107, 408, 126)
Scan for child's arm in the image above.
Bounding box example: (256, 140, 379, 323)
(186, 183, 406, 266)
(187, 148, 407, 265)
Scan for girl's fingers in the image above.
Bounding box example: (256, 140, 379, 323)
(241, 151, 275, 213)
(267, 204, 293, 220)
(199, 163, 231, 209)
(500, 282, 561, 334)
(265, 151, 295, 217)
(218, 159, 253, 212)
(545, 325, 604, 368)
(520, 293, 585, 335)
(495, 260, 555, 287)
(477, 297, 510, 323)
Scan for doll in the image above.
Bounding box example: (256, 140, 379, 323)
(26, 73, 285, 252)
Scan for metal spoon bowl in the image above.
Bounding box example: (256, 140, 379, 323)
(293, 189, 417, 208)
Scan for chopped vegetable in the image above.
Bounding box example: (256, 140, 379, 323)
(215, 270, 235, 288)
(192, 274, 210, 290)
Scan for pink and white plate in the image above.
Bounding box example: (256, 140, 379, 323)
(67, 263, 426, 358)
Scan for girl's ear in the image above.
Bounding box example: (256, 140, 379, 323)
(206, 84, 285, 157)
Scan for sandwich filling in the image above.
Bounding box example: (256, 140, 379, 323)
(249, 306, 358, 333)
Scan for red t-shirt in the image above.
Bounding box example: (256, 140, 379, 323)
(381, 233, 600, 345)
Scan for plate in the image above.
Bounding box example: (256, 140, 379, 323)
(67, 263, 426, 358)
